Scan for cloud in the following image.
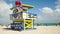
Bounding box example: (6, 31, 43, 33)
(38, 0, 60, 23)
(35, 15, 44, 23)
(39, 7, 53, 14)
(0, 0, 12, 24)
(55, 0, 60, 9)
(39, 7, 60, 23)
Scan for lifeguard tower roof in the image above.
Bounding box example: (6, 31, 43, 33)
(22, 4, 34, 8)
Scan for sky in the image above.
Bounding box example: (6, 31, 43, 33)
(0, 0, 60, 24)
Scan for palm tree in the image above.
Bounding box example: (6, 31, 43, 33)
(37, 23, 40, 26)
(59, 23, 60, 26)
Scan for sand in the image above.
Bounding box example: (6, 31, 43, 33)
(0, 26, 60, 34)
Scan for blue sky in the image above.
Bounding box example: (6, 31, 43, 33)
(5, 0, 56, 13)
(0, 0, 60, 24)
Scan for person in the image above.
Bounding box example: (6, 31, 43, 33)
(10, 1, 23, 14)
(15, 1, 23, 12)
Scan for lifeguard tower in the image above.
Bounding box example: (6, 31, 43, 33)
(10, 1, 37, 30)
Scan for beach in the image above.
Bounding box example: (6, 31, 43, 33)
(0, 26, 60, 34)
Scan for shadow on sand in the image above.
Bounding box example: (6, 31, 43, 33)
(2, 28, 21, 31)
(2, 28, 37, 31)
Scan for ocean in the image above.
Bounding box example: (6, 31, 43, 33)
(34, 23, 60, 26)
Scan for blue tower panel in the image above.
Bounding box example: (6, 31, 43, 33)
(11, 22, 24, 30)
(12, 14, 18, 18)
(21, 23, 24, 29)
